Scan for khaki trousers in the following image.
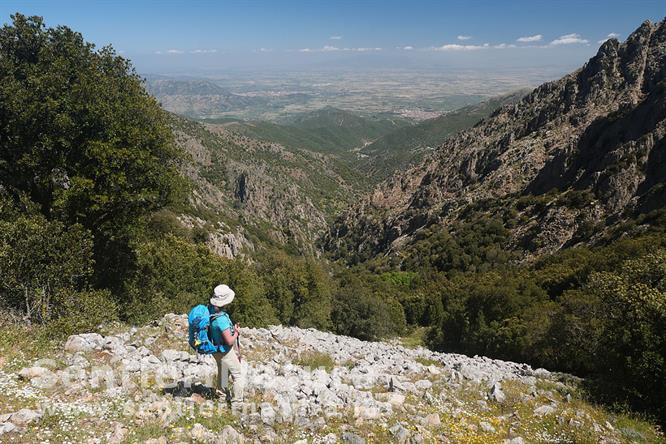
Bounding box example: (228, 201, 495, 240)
(213, 347, 245, 403)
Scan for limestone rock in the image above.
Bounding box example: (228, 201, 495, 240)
(489, 382, 506, 403)
(218, 425, 244, 444)
(0, 422, 17, 435)
(3, 311, 642, 443)
(260, 402, 276, 426)
(414, 379, 433, 391)
(18, 366, 51, 380)
(108, 423, 128, 444)
(9, 409, 42, 426)
(534, 404, 557, 416)
(423, 413, 441, 428)
(342, 431, 365, 444)
(389, 423, 411, 444)
(191, 423, 214, 442)
(65, 333, 104, 352)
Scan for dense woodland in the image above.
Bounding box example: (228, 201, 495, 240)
(0, 15, 664, 425)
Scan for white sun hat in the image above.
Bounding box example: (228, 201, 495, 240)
(210, 284, 235, 307)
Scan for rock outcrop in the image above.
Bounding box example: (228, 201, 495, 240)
(172, 117, 355, 257)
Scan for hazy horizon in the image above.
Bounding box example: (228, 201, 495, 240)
(1, 0, 664, 78)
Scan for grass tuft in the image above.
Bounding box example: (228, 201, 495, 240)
(294, 351, 335, 372)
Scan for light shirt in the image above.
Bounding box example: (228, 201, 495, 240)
(210, 310, 233, 353)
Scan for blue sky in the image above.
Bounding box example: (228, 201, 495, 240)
(1, 1, 664, 74)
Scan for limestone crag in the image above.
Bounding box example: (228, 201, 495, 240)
(173, 118, 352, 257)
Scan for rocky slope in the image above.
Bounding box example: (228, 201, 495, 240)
(171, 115, 363, 257)
(357, 91, 529, 182)
(1, 314, 662, 443)
(324, 19, 666, 261)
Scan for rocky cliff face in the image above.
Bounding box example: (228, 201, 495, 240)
(325, 19, 666, 261)
(172, 116, 358, 257)
(2, 314, 661, 442)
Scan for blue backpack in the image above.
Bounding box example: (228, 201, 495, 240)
(188, 305, 222, 354)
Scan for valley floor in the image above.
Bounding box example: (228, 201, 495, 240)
(0, 315, 663, 443)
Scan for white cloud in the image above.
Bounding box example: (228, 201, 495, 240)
(598, 32, 620, 44)
(434, 43, 485, 51)
(258, 47, 272, 52)
(330, 35, 342, 40)
(517, 34, 542, 43)
(298, 46, 381, 53)
(429, 41, 520, 51)
(399, 45, 414, 50)
(190, 49, 217, 54)
(493, 43, 516, 49)
(457, 35, 472, 41)
(156, 49, 185, 55)
(550, 33, 589, 45)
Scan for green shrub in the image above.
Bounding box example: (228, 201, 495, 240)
(47, 289, 119, 337)
(258, 250, 332, 330)
(420, 239, 666, 424)
(426, 271, 549, 361)
(123, 235, 277, 327)
(0, 215, 93, 323)
(586, 252, 666, 420)
(403, 216, 513, 274)
(332, 270, 406, 340)
(380, 271, 417, 287)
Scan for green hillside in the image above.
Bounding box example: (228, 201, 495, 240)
(223, 107, 411, 160)
(358, 90, 529, 180)
(167, 114, 367, 256)
(285, 106, 411, 151)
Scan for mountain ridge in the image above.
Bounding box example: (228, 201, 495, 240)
(147, 79, 264, 118)
(324, 18, 666, 262)
(357, 91, 529, 182)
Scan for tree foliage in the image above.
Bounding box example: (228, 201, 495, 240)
(332, 269, 406, 340)
(588, 252, 666, 417)
(419, 234, 666, 423)
(123, 235, 277, 326)
(0, 214, 93, 322)
(258, 250, 333, 330)
(0, 14, 185, 287)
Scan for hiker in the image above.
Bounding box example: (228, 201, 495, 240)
(209, 284, 245, 406)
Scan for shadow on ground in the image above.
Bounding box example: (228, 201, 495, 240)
(163, 381, 221, 400)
